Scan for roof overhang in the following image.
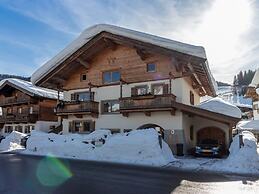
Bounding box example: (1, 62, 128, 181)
(171, 101, 240, 125)
(31, 25, 216, 96)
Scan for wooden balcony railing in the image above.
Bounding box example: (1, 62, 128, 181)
(0, 113, 39, 123)
(0, 96, 37, 106)
(119, 94, 176, 116)
(56, 101, 99, 117)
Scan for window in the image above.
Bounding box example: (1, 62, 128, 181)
(80, 73, 87, 81)
(15, 125, 23, 133)
(69, 120, 95, 133)
(71, 92, 94, 101)
(151, 83, 168, 95)
(190, 125, 194, 141)
(29, 107, 33, 114)
(4, 126, 13, 133)
(18, 107, 22, 114)
(7, 108, 12, 114)
(101, 100, 120, 114)
(190, 91, 194, 105)
(103, 71, 120, 84)
(147, 63, 156, 72)
(132, 85, 149, 96)
(0, 107, 2, 116)
(24, 126, 30, 134)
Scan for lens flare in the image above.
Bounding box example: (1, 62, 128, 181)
(36, 155, 73, 187)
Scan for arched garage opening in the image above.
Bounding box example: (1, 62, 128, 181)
(197, 127, 226, 147)
(137, 124, 165, 139)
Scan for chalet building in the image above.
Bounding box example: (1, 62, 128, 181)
(0, 78, 61, 135)
(246, 69, 259, 119)
(31, 24, 240, 154)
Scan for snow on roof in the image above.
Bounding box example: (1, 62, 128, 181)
(249, 68, 259, 87)
(31, 24, 208, 85)
(197, 97, 242, 118)
(0, 78, 62, 100)
(237, 120, 259, 131)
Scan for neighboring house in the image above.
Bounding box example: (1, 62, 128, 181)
(0, 78, 62, 135)
(31, 24, 241, 154)
(246, 69, 259, 119)
(216, 86, 252, 119)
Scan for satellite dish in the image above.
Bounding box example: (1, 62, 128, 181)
(256, 88, 259, 95)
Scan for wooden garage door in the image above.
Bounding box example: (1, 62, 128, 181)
(197, 127, 225, 145)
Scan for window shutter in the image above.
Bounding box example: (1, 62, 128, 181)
(131, 87, 137, 97)
(163, 84, 169, 94)
(71, 93, 75, 101)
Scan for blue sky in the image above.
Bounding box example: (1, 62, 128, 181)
(0, 0, 258, 83)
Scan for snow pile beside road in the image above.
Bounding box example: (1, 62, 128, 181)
(95, 129, 174, 166)
(0, 131, 26, 152)
(23, 129, 174, 166)
(24, 130, 110, 159)
(216, 131, 259, 174)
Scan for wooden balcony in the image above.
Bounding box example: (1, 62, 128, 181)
(56, 101, 99, 118)
(0, 113, 39, 123)
(0, 96, 37, 107)
(119, 94, 176, 116)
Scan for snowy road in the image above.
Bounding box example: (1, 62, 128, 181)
(0, 154, 258, 194)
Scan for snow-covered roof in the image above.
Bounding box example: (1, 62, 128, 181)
(31, 24, 208, 85)
(197, 97, 242, 118)
(249, 68, 259, 87)
(237, 120, 259, 131)
(0, 78, 62, 100)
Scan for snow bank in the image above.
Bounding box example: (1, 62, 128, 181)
(0, 78, 63, 100)
(23, 129, 174, 166)
(215, 131, 259, 174)
(197, 97, 242, 118)
(94, 129, 174, 166)
(0, 131, 27, 152)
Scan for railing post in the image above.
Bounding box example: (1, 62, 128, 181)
(120, 80, 123, 99)
(169, 72, 172, 94)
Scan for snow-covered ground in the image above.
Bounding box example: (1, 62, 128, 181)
(168, 131, 259, 175)
(1, 129, 174, 166)
(0, 129, 258, 174)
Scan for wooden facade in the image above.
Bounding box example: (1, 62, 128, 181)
(0, 84, 58, 125)
(37, 32, 216, 97)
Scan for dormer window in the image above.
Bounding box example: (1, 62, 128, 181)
(147, 63, 156, 72)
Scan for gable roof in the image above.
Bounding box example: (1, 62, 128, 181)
(249, 68, 259, 87)
(31, 24, 216, 96)
(0, 78, 62, 100)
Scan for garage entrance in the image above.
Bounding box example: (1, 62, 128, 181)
(197, 127, 226, 146)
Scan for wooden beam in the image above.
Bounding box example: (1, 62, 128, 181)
(104, 38, 117, 50)
(187, 63, 207, 95)
(136, 49, 147, 60)
(76, 58, 90, 68)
